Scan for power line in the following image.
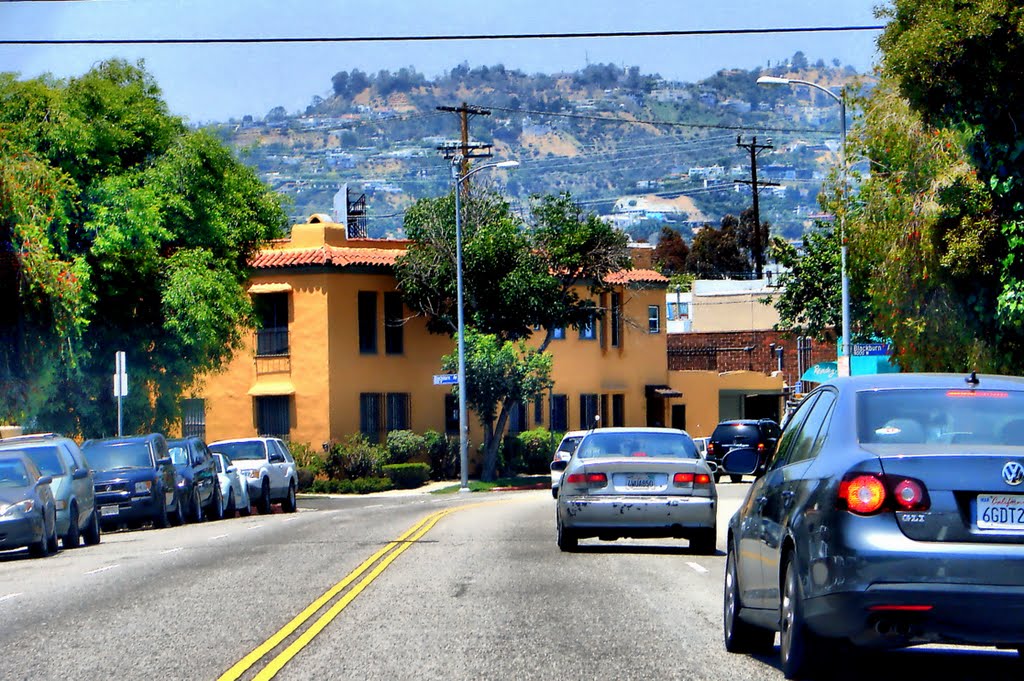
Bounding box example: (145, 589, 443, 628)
(0, 25, 886, 46)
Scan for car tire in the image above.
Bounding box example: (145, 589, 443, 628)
(282, 481, 297, 513)
(724, 547, 775, 654)
(239, 493, 252, 516)
(190, 488, 204, 523)
(729, 474, 743, 484)
(780, 553, 830, 679)
(551, 487, 558, 499)
(257, 479, 272, 515)
(170, 492, 187, 526)
(28, 514, 51, 558)
(153, 492, 171, 529)
(46, 509, 60, 554)
(83, 508, 102, 546)
(225, 489, 236, 517)
(209, 485, 224, 521)
(556, 515, 578, 552)
(63, 503, 81, 549)
(690, 527, 717, 555)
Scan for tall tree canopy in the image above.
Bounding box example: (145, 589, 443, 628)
(652, 226, 689, 274)
(395, 190, 631, 478)
(686, 215, 750, 279)
(0, 60, 288, 434)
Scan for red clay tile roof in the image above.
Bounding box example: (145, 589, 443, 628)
(250, 246, 401, 270)
(605, 269, 668, 284)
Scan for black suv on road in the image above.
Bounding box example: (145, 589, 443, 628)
(84, 434, 183, 530)
(706, 418, 781, 483)
(167, 437, 222, 522)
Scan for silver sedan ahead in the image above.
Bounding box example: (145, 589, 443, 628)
(554, 427, 717, 553)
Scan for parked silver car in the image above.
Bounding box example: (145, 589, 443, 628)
(554, 427, 717, 553)
(549, 430, 586, 498)
(208, 438, 297, 514)
(0, 434, 100, 548)
(213, 451, 251, 517)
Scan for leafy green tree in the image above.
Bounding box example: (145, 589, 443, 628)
(0, 60, 287, 433)
(652, 226, 689, 274)
(686, 215, 750, 278)
(441, 329, 552, 481)
(770, 225, 843, 340)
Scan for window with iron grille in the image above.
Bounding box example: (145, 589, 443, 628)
(358, 291, 377, 354)
(181, 399, 206, 440)
(579, 393, 599, 430)
(551, 394, 568, 432)
(386, 393, 410, 431)
(360, 392, 383, 442)
(254, 293, 289, 356)
(611, 292, 622, 347)
(384, 292, 404, 355)
(578, 317, 596, 340)
(255, 396, 290, 439)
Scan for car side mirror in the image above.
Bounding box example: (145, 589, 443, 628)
(550, 460, 569, 473)
(226, 466, 236, 474)
(156, 456, 172, 467)
(722, 448, 759, 476)
(36, 475, 53, 486)
(269, 453, 284, 463)
(72, 468, 90, 480)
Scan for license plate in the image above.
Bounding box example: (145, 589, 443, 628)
(100, 505, 120, 517)
(626, 475, 655, 488)
(977, 494, 1024, 530)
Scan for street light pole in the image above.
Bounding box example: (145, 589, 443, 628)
(450, 157, 519, 492)
(757, 76, 851, 375)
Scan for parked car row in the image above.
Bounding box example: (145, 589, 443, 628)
(0, 433, 297, 558)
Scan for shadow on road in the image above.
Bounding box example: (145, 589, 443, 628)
(573, 542, 722, 556)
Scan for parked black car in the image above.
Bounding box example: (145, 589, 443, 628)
(722, 373, 1024, 678)
(83, 434, 184, 530)
(167, 437, 223, 522)
(706, 418, 781, 483)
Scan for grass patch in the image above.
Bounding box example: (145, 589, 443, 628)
(431, 474, 549, 495)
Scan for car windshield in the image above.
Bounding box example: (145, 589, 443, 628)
(858, 388, 1024, 446)
(557, 436, 583, 455)
(168, 446, 190, 466)
(210, 441, 266, 461)
(85, 442, 154, 470)
(0, 459, 32, 487)
(576, 432, 698, 459)
(712, 424, 761, 445)
(11, 446, 64, 477)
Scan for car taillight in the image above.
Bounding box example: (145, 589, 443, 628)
(674, 472, 711, 486)
(838, 472, 930, 515)
(565, 472, 607, 486)
(706, 443, 715, 454)
(695, 473, 711, 485)
(757, 442, 765, 453)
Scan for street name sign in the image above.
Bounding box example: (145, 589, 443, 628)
(433, 374, 458, 386)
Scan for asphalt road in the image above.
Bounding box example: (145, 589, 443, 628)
(1, 484, 1022, 680)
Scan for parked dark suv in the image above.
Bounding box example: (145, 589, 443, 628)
(84, 434, 184, 529)
(167, 437, 223, 522)
(707, 419, 781, 483)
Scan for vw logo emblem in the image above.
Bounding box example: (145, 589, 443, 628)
(1003, 461, 1024, 486)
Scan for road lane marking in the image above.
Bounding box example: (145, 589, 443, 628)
(686, 561, 709, 574)
(0, 593, 21, 604)
(247, 524, 265, 530)
(282, 517, 297, 523)
(363, 504, 383, 509)
(217, 508, 447, 681)
(210, 534, 229, 540)
(85, 564, 120, 575)
(160, 547, 183, 555)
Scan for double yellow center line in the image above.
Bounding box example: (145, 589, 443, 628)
(218, 506, 457, 681)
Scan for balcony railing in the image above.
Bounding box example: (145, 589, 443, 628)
(256, 327, 289, 357)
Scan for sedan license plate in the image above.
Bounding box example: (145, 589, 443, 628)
(977, 494, 1024, 530)
(100, 505, 120, 517)
(626, 475, 655, 489)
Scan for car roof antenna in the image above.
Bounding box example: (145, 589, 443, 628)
(590, 414, 600, 432)
(965, 370, 980, 386)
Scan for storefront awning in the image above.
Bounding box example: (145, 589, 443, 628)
(646, 384, 683, 398)
(801, 362, 838, 383)
(248, 282, 293, 294)
(247, 381, 296, 396)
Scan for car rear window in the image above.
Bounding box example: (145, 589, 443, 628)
(858, 388, 1024, 446)
(210, 441, 266, 461)
(576, 432, 698, 459)
(0, 458, 31, 487)
(557, 436, 583, 455)
(168, 446, 190, 466)
(711, 423, 761, 445)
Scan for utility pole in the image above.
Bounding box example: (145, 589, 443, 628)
(436, 102, 492, 180)
(735, 136, 779, 280)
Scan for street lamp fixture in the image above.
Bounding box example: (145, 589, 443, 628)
(757, 76, 850, 376)
(451, 157, 520, 492)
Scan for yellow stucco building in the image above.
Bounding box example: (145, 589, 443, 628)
(186, 215, 782, 466)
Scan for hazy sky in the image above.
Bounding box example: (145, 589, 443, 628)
(1, 0, 887, 123)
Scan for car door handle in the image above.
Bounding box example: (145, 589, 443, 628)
(781, 490, 795, 509)
(756, 496, 768, 512)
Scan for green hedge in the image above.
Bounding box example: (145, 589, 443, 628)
(309, 477, 395, 495)
(382, 463, 431, 489)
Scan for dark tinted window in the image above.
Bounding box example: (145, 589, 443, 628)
(577, 432, 697, 460)
(857, 388, 1024, 446)
(210, 441, 267, 461)
(767, 394, 819, 469)
(785, 391, 836, 466)
(711, 423, 761, 445)
(557, 436, 583, 456)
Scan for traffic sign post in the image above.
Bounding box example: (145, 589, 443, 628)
(433, 374, 458, 386)
(114, 351, 127, 436)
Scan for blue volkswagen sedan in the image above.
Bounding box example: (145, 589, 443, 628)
(722, 373, 1024, 678)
